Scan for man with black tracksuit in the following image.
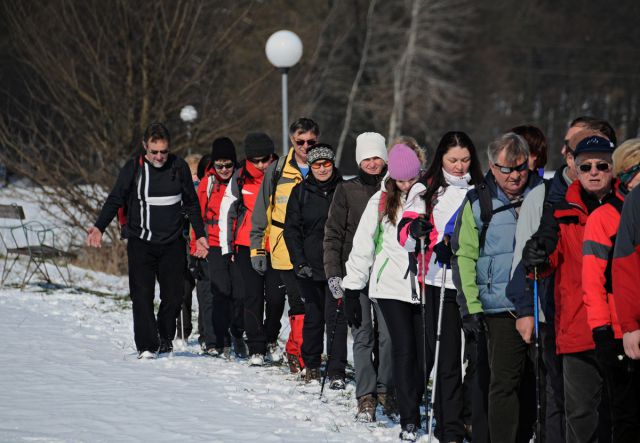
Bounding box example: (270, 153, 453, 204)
(87, 122, 208, 359)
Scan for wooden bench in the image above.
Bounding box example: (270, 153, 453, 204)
(0, 204, 77, 287)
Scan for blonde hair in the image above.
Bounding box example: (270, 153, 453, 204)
(391, 135, 427, 167)
(612, 138, 640, 176)
(185, 153, 203, 176)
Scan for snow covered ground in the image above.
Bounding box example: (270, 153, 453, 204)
(0, 263, 412, 442)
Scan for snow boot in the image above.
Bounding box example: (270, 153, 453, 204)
(249, 354, 265, 366)
(231, 335, 248, 359)
(329, 375, 346, 390)
(285, 314, 305, 373)
(137, 350, 157, 360)
(304, 367, 321, 383)
(378, 391, 400, 420)
(399, 423, 419, 441)
(158, 338, 173, 355)
(355, 394, 377, 422)
(266, 341, 282, 363)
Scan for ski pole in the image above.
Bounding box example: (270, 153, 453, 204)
(419, 238, 430, 433)
(428, 264, 447, 443)
(320, 298, 343, 399)
(533, 267, 542, 441)
(181, 308, 185, 344)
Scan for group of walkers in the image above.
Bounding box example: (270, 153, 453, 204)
(87, 116, 640, 442)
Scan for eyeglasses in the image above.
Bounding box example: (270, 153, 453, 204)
(578, 162, 611, 173)
(619, 163, 640, 184)
(148, 149, 169, 156)
(295, 139, 316, 147)
(214, 162, 234, 170)
(248, 155, 271, 165)
(310, 160, 333, 170)
(493, 159, 528, 174)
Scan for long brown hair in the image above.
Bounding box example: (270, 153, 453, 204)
(382, 140, 426, 225)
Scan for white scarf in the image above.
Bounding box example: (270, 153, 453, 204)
(442, 168, 472, 188)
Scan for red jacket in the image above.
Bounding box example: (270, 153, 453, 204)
(540, 181, 613, 354)
(582, 181, 623, 339)
(613, 185, 640, 333)
(192, 168, 228, 251)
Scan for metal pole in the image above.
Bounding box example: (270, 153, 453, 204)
(281, 68, 289, 157)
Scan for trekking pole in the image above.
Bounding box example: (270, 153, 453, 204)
(533, 267, 542, 441)
(428, 264, 447, 443)
(419, 238, 430, 433)
(320, 298, 343, 399)
(180, 309, 185, 344)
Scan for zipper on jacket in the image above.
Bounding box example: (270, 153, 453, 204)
(487, 256, 494, 291)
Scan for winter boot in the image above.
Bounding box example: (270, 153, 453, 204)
(221, 346, 232, 360)
(231, 335, 248, 359)
(158, 338, 173, 355)
(378, 391, 400, 420)
(304, 367, 321, 383)
(287, 353, 302, 373)
(285, 314, 305, 373)
(329, 375, 346, 390)
(355, 394, 377, 422)
(137, 350, 157, 360)
(399, 424, 419, 441)
(266, 341, 282, 363)
(249, 354, 265, 366)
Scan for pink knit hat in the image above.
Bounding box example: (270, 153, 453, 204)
(388, 144, 421, 180)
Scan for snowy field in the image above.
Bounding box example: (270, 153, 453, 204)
(0, 186, 422, 442)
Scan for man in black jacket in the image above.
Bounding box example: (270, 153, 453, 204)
(87, 122, 208, 359)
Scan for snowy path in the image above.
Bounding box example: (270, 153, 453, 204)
(0, 278, 404, 442)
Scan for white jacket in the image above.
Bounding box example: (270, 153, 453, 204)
(342, 184, 419, 304)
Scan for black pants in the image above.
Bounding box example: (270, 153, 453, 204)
(195, 256, 211, 345)
(278, 269, 305, 316)
(424, 285, 465, 442)
(377, 298, 424, 428)
(298, 279, 347, 376)
(541, 323, 565, 443)
(485, 314, 537, 443)
(235, 246, 285, 355)
(207, 247, 232, 349)
(229, 256, 245, 339)
(127, 236, 185, 353)
(597, 340, 640, 443)
(465, 330, 491, 443)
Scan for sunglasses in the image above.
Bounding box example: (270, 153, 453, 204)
(214, 162, 234, 170)
(493, 159, 528, 174)
(578, 162, 610, 173)
(148, 149, 169, 156)
(248, 155, 271, 164)
(619, 163, 640, 184)
(295, 139, 316, 147)
(310, 160, 333, 170)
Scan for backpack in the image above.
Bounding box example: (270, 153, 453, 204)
(269, 155, 287, 208)
(476, 180, 550, 249)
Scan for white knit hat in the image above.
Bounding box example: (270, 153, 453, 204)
(355, 132, 388, 165)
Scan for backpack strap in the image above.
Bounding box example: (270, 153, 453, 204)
(477, 182, 524, 249)
(269, 156, 287, 208)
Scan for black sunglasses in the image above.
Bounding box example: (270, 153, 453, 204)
(493, 159, 529, 174)
(294, 139, 316, 147)
(248, 155, 271, 164)
(578, 162, 610, 173)
(148, 149, 169, 155)
(214, 162, 234, 170)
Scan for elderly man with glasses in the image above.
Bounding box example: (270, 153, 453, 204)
(523, 131, 617, 443)
(452, 132, 543, 442)
(87, 122, 208, 359)
(250, 117, 320, 373)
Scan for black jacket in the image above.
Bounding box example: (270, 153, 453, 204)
(284, 170, 343, 281)
(322, 167, 387, 279)
(95, 154, 204, 244)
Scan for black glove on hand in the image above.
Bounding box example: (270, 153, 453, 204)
(433, 235, 453, 268)
(462, 313, 488, 339)
(251, 249, 267, 276)
(295, 263, 313, 279)
(409, 216, 433, 239)
(593, 326, 622, 366)
(343, 289, 362, 329)
(522, 237, 548, 271)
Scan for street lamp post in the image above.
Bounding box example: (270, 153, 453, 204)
(265, 30, 303, 157)
(180, 105, 198, 155)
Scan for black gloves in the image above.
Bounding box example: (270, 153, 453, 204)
(409, 217, 433, 239)
(522, 237, 548, 271)
(462, 313, 488, 339)
(433, 235, 452, 267)
(593, 326, 622, 366)
(188, 259, 204, 280)
(295, 263, 313, 279)
(343, 289, 362, 329)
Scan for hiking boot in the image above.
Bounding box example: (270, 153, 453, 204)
(304, 367, 321, 383)
(266, 342, 282, 363)
(249, 354, 265, 366)
(355, 394, 376, 422)
(377, 391, 399, 419)
(399, 423, 419, 441)
(328, 375, 346, 390)
(221, 346, 232, 360)
(287, 353, 302, 374)
(158, 339, 173, 355)
(137, 350, 157, 360)
(202, 347, 219, 357)
(231, 335, 248, 358)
